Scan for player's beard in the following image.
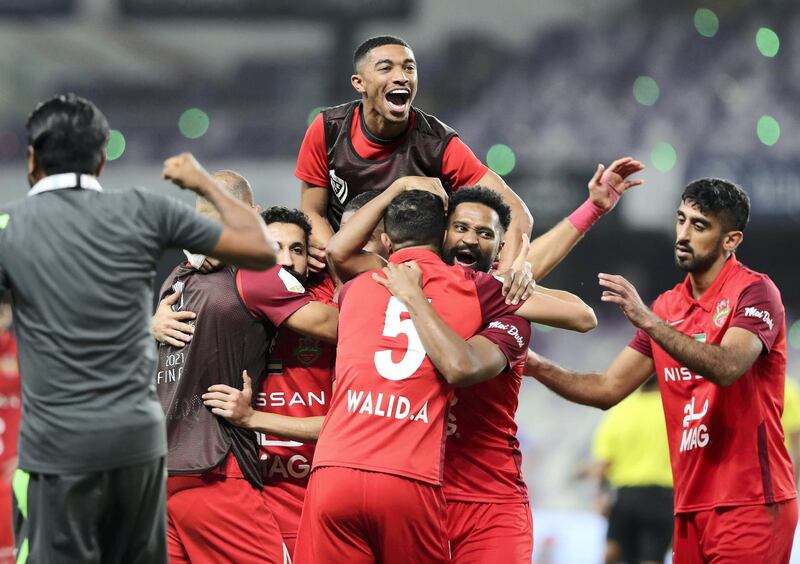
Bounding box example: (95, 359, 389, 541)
(674, 241, 721, 274)
(284, 267, 308, 285)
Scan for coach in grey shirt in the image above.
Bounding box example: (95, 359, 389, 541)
(0, 94, 276, 564)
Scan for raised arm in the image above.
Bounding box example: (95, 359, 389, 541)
(326, 176, 449, 281)
(300, 182, 333, 273)
(163, 153, 276, 270)
(525, 346, 655, 410)
(203, 370, 324, 442)
(527, 157, 644, 281)
(372, 262, 509, 387)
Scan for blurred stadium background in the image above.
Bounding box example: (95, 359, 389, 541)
(0, 0, 798, 561)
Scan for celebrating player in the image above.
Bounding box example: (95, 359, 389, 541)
(526, 178, 797, 563)
(296, 35, 531, 271)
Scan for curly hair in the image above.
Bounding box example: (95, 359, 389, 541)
(681, 178, 750, 232)
(448, 186, 511, 232)
(261, 207, 312, 243)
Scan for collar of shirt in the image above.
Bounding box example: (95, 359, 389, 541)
(27, 173, 103, 197)
(678, 254, 739, 312)
(389, 247, 441, 265)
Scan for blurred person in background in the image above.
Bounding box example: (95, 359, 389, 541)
(0, 296, 19, 564)
(296, 34, 532, 273)
(526, 178, 797, 563)
(590, 375, 673, 564)
(782, 376, 800, 483)
(0, 93, 276, 564)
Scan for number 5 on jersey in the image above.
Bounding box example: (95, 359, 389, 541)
(374, 296, 428, 381)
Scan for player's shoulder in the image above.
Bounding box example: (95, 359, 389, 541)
(729, 259, 778, 293)
(322, 100, 358, 123)
(307, 273, 337, 305)
(412, 105, 458, 138)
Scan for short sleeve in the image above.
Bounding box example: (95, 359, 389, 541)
(477, 314, 531, 369)
(628, 328, 653, 358)
(140, 190, 222, 254)
(441, 137, 489, 189)
(728, 279, 784, 354)
(237, 266, 312, 327)
(295, 114, 330, 189)
(469, 270, 521, 323)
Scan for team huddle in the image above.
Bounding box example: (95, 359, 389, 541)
(0, 34, 796, 564)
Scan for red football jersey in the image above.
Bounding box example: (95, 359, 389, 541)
(258, 275, 336, 537)
(312, 248, 518, 485)
(444, 315, 532, 503)
(0, 331, 19, 470)
(628, 256, 795, 512)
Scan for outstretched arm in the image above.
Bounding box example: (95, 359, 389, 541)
(527, 157, 644, 281)
(203, 370, 324, 442)
(514, 286, 597, 332)
(525, 346, 654, 410)
(598, 273, 763, 387)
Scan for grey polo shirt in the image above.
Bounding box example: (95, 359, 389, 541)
(0, 173, 223, 474)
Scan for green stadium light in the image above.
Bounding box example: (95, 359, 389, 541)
(651, 142, 677, 172)
(533, 323, 554, 334)
(106, 130, 126, 161)
(307, 106, 325, 126)
(756, 27, 780, 58)
(179, 108, 210, 139)
(486, 144, 516, 176)
(757, 115, 780, 146)
(694, 8, 719, 38)
(789, 320, 800, 351)
(633, 76, 660, 106)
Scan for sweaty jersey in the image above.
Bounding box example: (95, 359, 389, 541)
(295, 101, 487, 230)
(444, 315, 532, 503)
(312, 248, 518, 485)
(259, 274, 336, 537)
(628, 255, 795, 512)
(156, 264, 311, 489)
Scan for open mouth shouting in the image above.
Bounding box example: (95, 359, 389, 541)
(454, 247, 479, 268)
(384, 88, 411, 117)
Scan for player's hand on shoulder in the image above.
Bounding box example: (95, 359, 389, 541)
(372, 260, 424, 303)
(198, 256, 224, 274)
(162, 152, 212, 192)
(151, 288, 195, 347)
(494, 233, 535, 305)
(588, 157, 645, 211)
(203, 370, 255, 428)
(388, 176, 449, 206)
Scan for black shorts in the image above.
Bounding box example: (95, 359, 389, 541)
(607, 486, 673, 563)
(13, 456, 166, 564)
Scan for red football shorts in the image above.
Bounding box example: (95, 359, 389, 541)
(0, 481, 13, 564)
(294, 466, 449, 564)
(447, 500, 533, 563)
(673, 498, 798, 564)
(262, 483, 305, 559)
(167, 474, 287, 564)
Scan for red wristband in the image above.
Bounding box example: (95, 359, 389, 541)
(567, 198, 607, 234)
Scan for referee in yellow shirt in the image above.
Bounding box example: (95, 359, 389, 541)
(592, 375, 672, 564)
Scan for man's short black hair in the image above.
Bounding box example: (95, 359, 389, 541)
(261, 207, 312, 244)
(681, 178, 750, 232)
(26, 93, 109, 176)
(353, 35, 411, 72)
(385, 190, 446, 250)
(344, 191, 382, 213)
(448, 186, 511, 232)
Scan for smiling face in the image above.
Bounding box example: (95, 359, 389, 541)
(352, 44, 417, 127)
(441, 202, 504, 273)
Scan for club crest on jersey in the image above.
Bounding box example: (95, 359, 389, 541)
(329, 169, 348, 204)
(294, 336, 322, 366)
(712, 298, 731, 328)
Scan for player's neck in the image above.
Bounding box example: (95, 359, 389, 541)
(688, 252, 731, 300)
(361, 103, 408, 141)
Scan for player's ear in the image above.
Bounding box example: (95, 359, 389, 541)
(351, 73, 366, 94)
(380, 232, 393, 255)
(724, 230, 744, 253)
(94, 152, 107, 177)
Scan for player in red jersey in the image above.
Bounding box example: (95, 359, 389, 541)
(292, 186, 594, 563)
(297, 35, 531, 272)
(525, 178, 797, 563)
(328, 157, 642, 563)
(0, 301, 19, 564)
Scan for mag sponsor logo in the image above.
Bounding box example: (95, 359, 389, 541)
(258, 436, 311, 479)
(345, 389, 430, 423)
(679, 396, 710, 452)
